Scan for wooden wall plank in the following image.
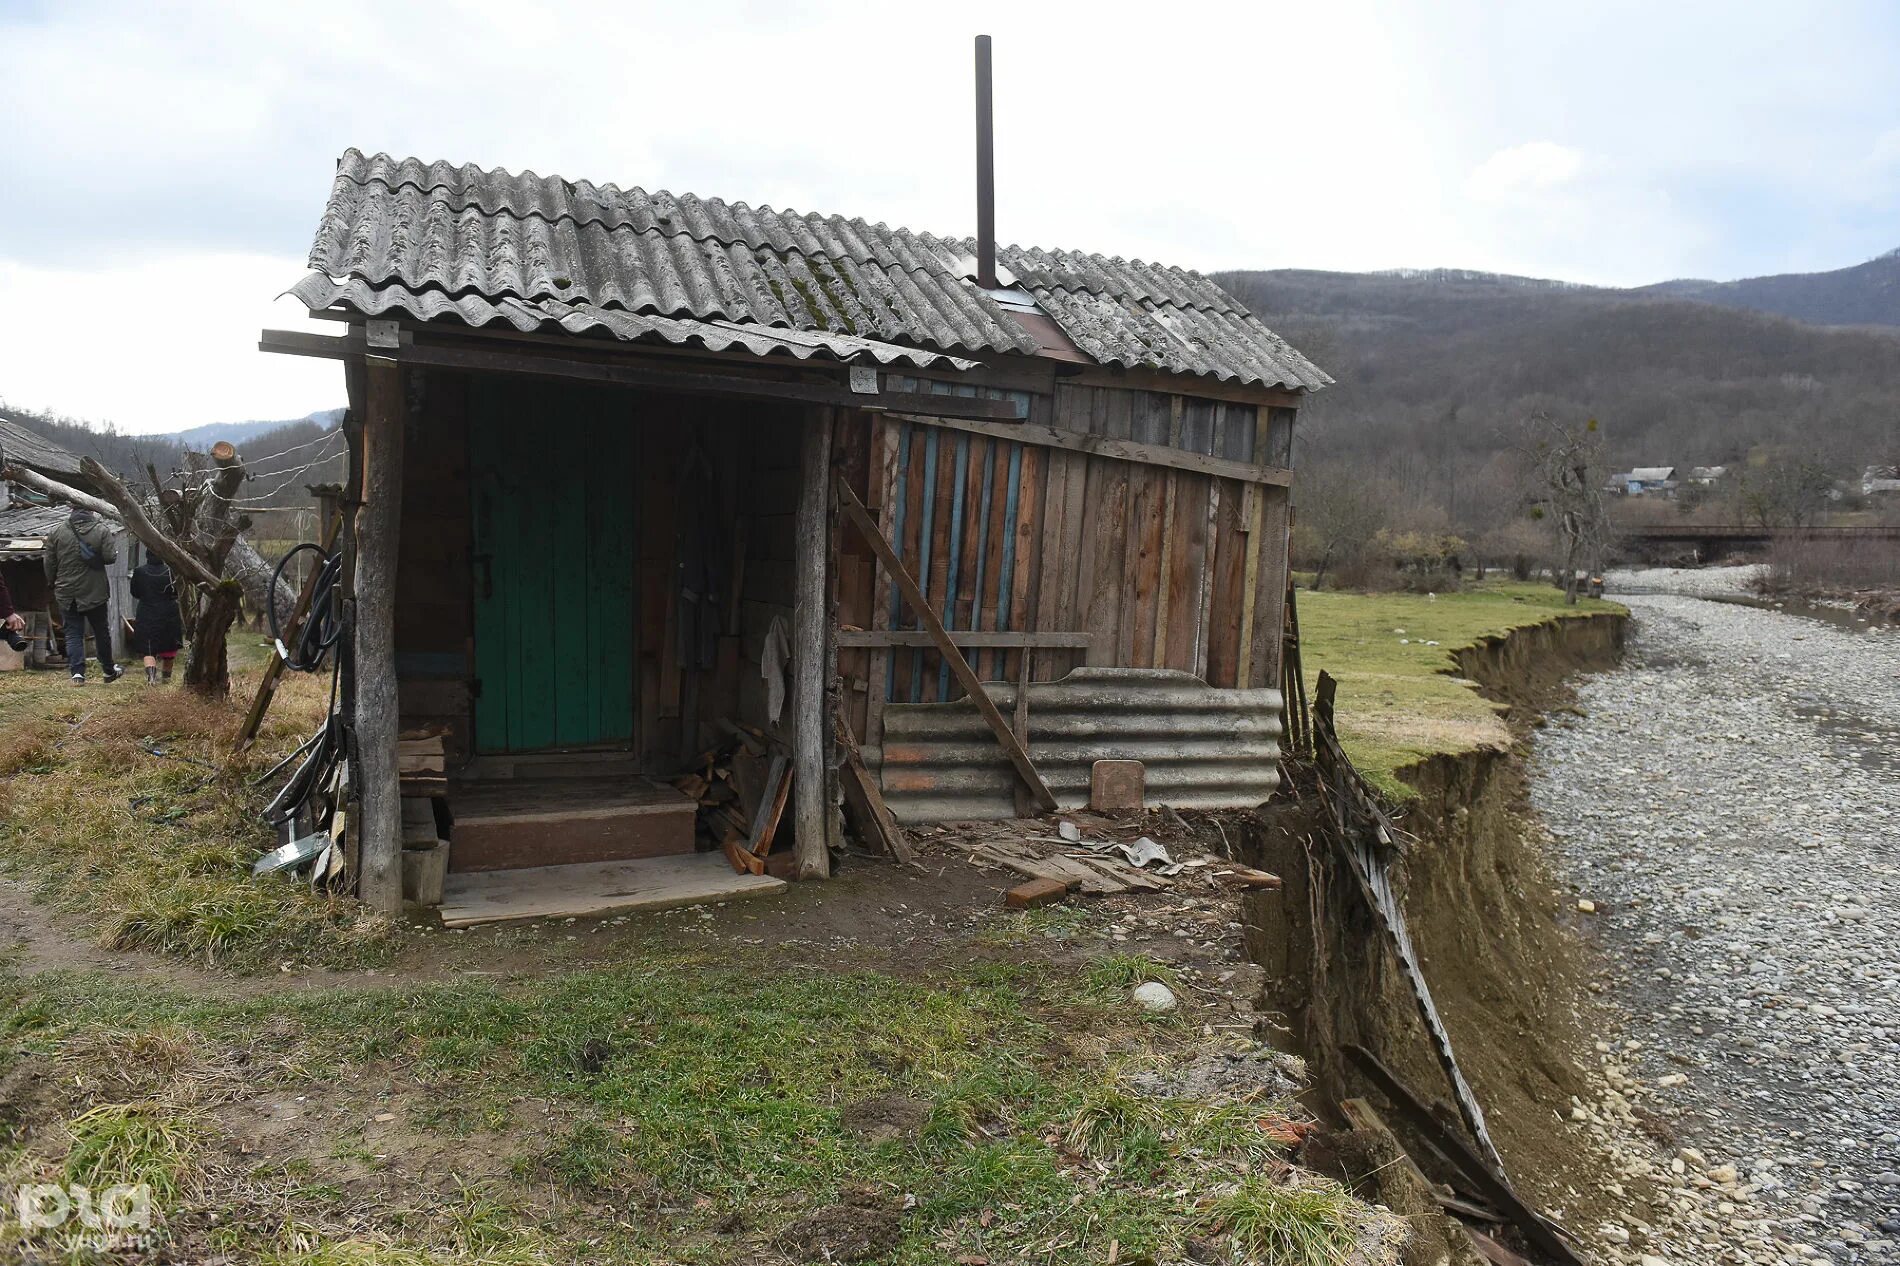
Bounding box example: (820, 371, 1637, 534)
(1083, 458, 1129, 667)
(1162, 473, 1209, 672)
(1003, 441, 1039, 683)
(1248, 484, 1292, 689)
(1206, 477, 1249, 687)
(1124, 464, 1165, 667)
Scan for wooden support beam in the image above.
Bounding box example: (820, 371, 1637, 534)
(791, 410, 833, 881)
(354, 357, 406, 916)
(837, 476, 1058, 813)
(834, 629, 1091, 650)
(889, 411, 1294, 487)
(259, 329, 1023, 420)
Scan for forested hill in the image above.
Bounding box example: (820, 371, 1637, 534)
(1216, 266, 1900, 476)
(0, 404, 347, 507)
(1637, 249, 1900, 328)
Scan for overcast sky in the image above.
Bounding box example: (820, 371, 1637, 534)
(3, 0, 1897, 434)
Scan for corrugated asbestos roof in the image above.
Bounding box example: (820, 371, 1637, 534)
(299, 149, 1329, 391)
(0, 418, 83, 478)
(0, 502, 68, 560)
(289, 276, 976, 371)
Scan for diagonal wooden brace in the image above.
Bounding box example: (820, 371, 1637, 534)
(835, 476, 1058, 814)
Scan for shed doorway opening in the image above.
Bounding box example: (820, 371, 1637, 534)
(468, 380, 637, 754)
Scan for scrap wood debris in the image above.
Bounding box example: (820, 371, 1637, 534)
(929, 811, 1281, 903)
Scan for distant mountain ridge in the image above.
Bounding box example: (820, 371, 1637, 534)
(1215, 256, 1900, 491)
(1630, 250, 1900, 328)
(1241, 248, 1900, 331)
(165, 408, 345, 449)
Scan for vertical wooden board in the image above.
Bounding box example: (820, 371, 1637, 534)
(1248, 485, 1292, 689)
(1163, 474, 1210, 672)
(1180, 398, 1216, 455)
(1056, 448, 1091, 672)
(467, 386, 509, 752)
(923, 429, 959, 700)
(1150, 471, 1178, 667)
(1069, 454, 1103, 661)
(1054, 382, 1094, 434)
(1123, 464, 1164, 666)
(907, 426, 941, 701)
(590, 393, 637, 743)
(1083, 458, 1129, 667)
(1206, 477, 1249, 687)
(1031, 446, 1070, 637)
(1195, 479, 1222, 681)
(511, 392, 557, 750)
(1130, 391, 1170, 446)
(1101, 387, 1133, 441)
(958, 435, 991, 636)
(1002, 442, 1037, 682)
(548, 391, 591, 744)
(869, 419, 901, 730)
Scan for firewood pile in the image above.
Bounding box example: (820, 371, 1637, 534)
(673, 722, 792, 876)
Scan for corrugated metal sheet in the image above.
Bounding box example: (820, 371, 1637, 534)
(289, 276, 976, 371)
(0, 419, 83, 478)
(875, 667, 1283, 822)
(304, 149, 1329, 391)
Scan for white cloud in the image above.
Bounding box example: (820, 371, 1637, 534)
(1467, 142, 1586, 202)
(0, 254, 342, 434)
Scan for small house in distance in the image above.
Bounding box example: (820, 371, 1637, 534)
(266, 147, 1327, 920)
(0, 416, 131, 668)
(1864, 465, 1900, 497)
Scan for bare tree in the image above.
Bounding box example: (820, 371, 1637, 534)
(1293, 457, 1393, 589)
(3, 444, 292, 695)
(1518, 411, 1609, 605)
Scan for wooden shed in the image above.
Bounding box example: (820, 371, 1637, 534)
(266, 149, 1328, 918)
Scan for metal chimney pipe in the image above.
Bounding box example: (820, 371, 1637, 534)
(974, 34, 997, 289)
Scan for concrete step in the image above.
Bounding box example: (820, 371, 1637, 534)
(447, 777, 697, 873)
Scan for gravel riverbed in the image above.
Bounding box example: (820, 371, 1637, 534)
(1530, 591, 1900, 1264)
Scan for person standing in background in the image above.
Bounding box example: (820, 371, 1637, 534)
(43, 506, 122, 684)
(0, 571, 28, 653)
(129, 557, 183, 683)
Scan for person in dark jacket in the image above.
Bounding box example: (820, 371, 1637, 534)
(44, 507, 122, 684)
(128, 559, 183, 683)
(0, 571, 28, 653)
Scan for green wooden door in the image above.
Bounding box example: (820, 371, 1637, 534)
(469, 381, 636, 752)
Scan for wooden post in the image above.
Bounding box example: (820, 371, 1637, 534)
(355, 357, 406, 915)
(791, 409, 833, 880)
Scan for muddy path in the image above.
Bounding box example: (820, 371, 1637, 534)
(1531, 594, 1900, 1263)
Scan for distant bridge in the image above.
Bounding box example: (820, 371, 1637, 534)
(1616, 523, 1900, 558)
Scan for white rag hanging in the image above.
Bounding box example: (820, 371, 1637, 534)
(762, 614, 791, 724)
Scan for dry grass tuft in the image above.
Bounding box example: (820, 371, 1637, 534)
(0, 637, 392, 971)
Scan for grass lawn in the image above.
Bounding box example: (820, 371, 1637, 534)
(1296, 582, 1623, 799)
(0, 633, 1391, 1264)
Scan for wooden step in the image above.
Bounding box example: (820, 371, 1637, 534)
(448, 778, 696, 873)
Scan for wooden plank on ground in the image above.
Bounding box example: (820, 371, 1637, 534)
(438, 854, 786, 927)
(837, 478, 1058, 813)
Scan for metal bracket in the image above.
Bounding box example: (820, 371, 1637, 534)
(848, 365, 880, 395)
(365, 319, 402, 350)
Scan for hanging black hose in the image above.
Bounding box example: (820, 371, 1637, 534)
(269, 543, 343, 673)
